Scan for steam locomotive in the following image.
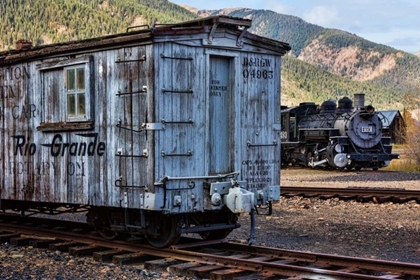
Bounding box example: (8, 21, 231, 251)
(280, 94, 399, 170)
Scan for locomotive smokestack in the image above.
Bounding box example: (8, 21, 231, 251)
(353, 93, 365, 109)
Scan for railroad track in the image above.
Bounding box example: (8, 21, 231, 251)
(281, 186, 420, 203)
(1, 215, 420, 279)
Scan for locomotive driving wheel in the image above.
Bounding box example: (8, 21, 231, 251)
(145, 214, 180, 248)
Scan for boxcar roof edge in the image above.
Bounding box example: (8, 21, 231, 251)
(0, 15, 290, 65)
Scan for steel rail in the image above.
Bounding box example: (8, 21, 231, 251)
(1, 217, 420, 279)
(281, 186, 420, 200)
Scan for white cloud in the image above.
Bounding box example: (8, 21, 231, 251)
(303, 5, 340, 27)
(264, 0, 294, 14)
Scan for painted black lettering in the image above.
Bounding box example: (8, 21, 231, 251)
(51, 134, 62, 157)
(97, 142, 106, 156)
(61, 142, 70, 156)
(78, 142, 87, 156)
(12, 105, 19, 119)
(76, 162, 85, 176)
(13, 135, 26, 155)
(44, 133, 106, 157)
(69, 142, 78, 156)
(87, 134, 98, 156)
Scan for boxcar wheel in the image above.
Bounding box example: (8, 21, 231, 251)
(97, 225, 120, 240)
(87, 209, 120, 240)
(145, 215, 180, 248)
(95, 214, 120, 240)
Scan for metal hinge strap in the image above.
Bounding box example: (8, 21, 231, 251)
(116, 123, 145, 133)
(161, 118, 193, 124)
(117, 88, 147, 96)
(161, 150, 192, 157)
(247, 140, 278, 147)
(161, 88, 193, 94)
(116, 154, 148, 158)
(160, 53, 193, 60)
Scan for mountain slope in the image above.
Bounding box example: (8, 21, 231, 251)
(190, 8, 420, 109)
(0, 0, 198, 50)
(281, 55, 398, 108)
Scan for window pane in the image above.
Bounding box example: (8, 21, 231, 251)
(78, 93, 85, 116)
(77, 68, 85, 90)
(67, 94, 75, 116)
(67, 69, 75, 91)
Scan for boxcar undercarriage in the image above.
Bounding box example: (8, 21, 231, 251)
(1, 199, 243, 248)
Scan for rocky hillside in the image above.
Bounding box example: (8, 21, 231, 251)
(298, 36, 399, 82)
(186, 7, 420, 110)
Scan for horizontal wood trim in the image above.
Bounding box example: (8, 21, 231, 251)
(37, 121, 94, 132)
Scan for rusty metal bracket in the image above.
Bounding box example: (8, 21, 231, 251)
(208, 22, 219, 44)
(236, 26, 247, 47)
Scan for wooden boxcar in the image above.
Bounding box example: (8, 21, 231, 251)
(0, 16, 290, 247)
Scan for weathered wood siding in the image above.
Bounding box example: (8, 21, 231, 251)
(112, 45, 154, 208)
(240, 52, 281, 193)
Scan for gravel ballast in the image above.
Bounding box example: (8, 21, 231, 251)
(1, 168, 420, 279)
(231, 169, 420, 264)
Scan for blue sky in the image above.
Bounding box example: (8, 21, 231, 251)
(170, 0, 420, 54)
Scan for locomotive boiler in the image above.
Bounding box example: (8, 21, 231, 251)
(0, 16, 290, 247)
(281, 94, 399, 170)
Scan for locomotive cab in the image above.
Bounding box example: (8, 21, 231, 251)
(281, 102, 317, 166)
(281, 102, 317, 142)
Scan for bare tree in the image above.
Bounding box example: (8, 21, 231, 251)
(402, 93, 420, 167)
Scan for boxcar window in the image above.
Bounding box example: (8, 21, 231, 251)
(65, 66, 86, 119)
(37, 56, 93, 131)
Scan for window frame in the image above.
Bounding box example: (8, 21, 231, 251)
(37, 55, 94, 132)
(64, 65, 87, 121)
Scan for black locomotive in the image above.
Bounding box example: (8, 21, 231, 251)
(280, 94, 399, 170)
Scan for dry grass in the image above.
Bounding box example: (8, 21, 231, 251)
(383, 145, 420, 172)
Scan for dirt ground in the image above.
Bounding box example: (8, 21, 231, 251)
(229, 168, 420, 264)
